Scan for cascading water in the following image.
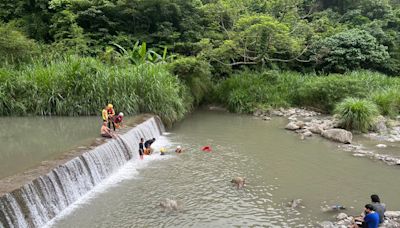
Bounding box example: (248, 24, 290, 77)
(0, 116, 164, 228)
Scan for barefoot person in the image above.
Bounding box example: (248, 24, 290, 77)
(138, 138, 144, 159)
(107, 104, 116, 131)
(101, 122, 116, 138)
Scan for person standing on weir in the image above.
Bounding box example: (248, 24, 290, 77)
(139, 138, 144, 159)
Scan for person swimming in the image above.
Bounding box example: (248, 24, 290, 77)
(160, 147, 166, 155)
(175, 146, 182, 153)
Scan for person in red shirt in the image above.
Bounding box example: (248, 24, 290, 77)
(114, 112, 124, 129)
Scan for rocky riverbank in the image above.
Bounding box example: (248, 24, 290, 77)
(253, 107, 400, 166)
(319, 211, 400, 228)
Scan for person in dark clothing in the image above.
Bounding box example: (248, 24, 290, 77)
(370, 194, 386, 224)
(139, 138, 144, 160)
(144, 138, 155, 155)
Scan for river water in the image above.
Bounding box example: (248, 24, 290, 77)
(40, 110, 400, 227)
(0, 117, 100, 179)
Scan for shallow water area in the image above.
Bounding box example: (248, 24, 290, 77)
(0, 117, 100, 179)
(39, 111, 400, 227)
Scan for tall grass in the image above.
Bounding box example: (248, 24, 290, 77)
(334, 98, 379, 132)
(0, 56, 191, 125)
(214, 70, 400, 115)
(371, 89, 400, 118)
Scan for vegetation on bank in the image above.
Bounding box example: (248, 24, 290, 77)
(0, 56, 191, 126)
(1, 0, 400, 130)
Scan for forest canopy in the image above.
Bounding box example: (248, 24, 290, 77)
(1, 0, 399, 75)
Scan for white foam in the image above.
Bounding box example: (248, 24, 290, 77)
(44, 136, 174, 228)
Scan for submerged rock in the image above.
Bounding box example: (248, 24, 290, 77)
(288, 199, 303, 209)
(159, 198, 181, 211)
(376, 144, 388, 148)
(321, 129, 352, 144)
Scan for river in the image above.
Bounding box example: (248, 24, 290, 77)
(42, 110, 400, 227)
(0, 117, 100, 179)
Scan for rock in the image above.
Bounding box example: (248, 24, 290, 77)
(385, 211, 400, 218)
(262, 116, 271, 121)
(321, 129, 353, 144)
(208, 105, 227, 112)
(271, 110, 284, 116)
(319, 221, 335, 228)
(353, 153, 366, 157)
(253, 109, 263, 117)
(308, 124, 324, 134)
(296, 121, 305, 128)
(288, 115, 298, 121)
(288, 199, 303, 209)
(303, 130, 313, 137)
(372, 115, 388, 133)
(159, 198, 180, 210)
(285, 122, 300, 130)
(231, 177, 245, 189)
(337, 213, 348, 220)
(376, 144, 387, 148)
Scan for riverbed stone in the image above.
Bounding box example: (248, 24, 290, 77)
(376, 144, 387, 148)
(285, 122, 300, 130)
(336, 213, 348, 220)
(308, 124, 324, 134)
(372, 115, 388, 133)
(303, 130, 313, 137)
(321, 129, 352, 144)
(385, 211, 400, 218)
(262, 116, 271, 121)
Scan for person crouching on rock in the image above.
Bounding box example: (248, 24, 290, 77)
(114, 112, 124, 129)
(101, 122, 116, 138)
(144, 138, 155, 155)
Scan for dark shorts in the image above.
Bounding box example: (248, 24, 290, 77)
(139, 149, 144, 156)
(101, 133, 112, 138)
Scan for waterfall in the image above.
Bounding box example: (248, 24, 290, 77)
(0, 116, 164, 228)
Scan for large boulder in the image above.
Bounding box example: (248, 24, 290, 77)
(321, 129, 353, 144)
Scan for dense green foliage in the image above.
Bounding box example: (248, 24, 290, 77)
(1, 0, 400, 126)
(334, 98, 379, 132)
(217, 70, 400, 115)
(1, 0, 400, 75)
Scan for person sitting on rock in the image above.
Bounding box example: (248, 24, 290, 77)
(370, 194, 386, 224)
(101, 122, 116, 138)
(352, 204, 380, 228)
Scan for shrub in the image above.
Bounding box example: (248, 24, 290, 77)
(371, 89, 400, 118)
(334, 98, 379, 132)
(295, 71, 391, 113)
(170, 57, 212, 106)
(0, 23, 39, 65)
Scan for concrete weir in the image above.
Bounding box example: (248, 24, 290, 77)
(0, 115, 164, 228)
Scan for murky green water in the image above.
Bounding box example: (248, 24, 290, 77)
(0, 117, 101, 179)
(45, 111, 400, 227)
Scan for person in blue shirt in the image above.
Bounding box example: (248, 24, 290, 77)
(353, 204, 380, 228)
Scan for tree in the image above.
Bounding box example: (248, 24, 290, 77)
(313, 29, 390, 73)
